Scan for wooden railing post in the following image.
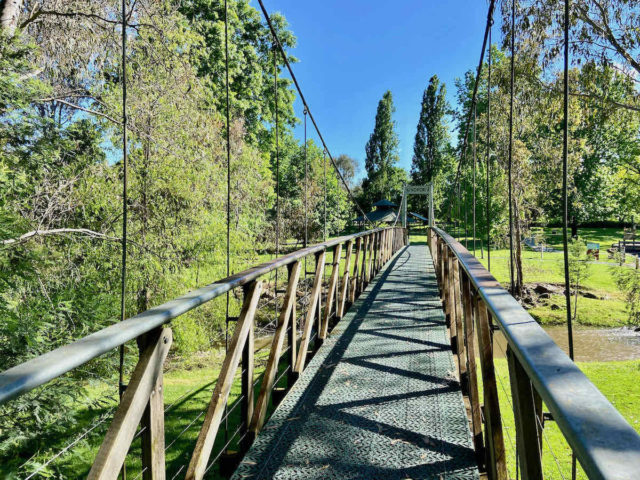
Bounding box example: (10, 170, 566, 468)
(366, 233, 374, 283)
(321, 243, 342, 339)
(287, 261, 298, 387)
(186, 281, 262, 480)
(507, 346, 543, 480)
(443, 247, 456, 350)
(351, 237, 362, 303)
(460, 271, 485, 469)
(474, 299, 507, 480)
(451, 255, 468, 391)
(240, 284, 255, 451)
(88, 328, 172, 480)
(295, 250, 326, 374)
(359, 235, 369, 293)
(250, 261, 301, 437)
(338, 240, 353, 319)
(139, 328, 169, 480)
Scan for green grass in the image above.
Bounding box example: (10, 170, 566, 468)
(431, 226, 633, 328)
(491, 359, 640, 479)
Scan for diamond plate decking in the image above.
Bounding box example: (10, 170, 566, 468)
(232, 243, 478, 480)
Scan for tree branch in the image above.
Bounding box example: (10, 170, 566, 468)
(575, 2, 640, 77)
(1, 228, 120, 246)
(37, 98, 121, 125)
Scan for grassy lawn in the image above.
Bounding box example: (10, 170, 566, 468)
(425, 226, 633, 328)
(491, 358, 640, 479)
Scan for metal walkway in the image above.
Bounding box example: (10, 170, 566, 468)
(233, 243, 478, 480)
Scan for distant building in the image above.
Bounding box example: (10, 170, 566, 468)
(353, 199, 427, 227)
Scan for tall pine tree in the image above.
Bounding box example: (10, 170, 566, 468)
(411, 75, 449, 184)
(362, 91, 405, 207)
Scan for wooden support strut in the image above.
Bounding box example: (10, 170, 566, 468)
(88, 328, 172, 480)
(287, 261, 298, 387)
(507, 345, 543, 480)
(359, 235, 369, 292)
(351, 237, 362, 303)
(250, 261, 301, 436)
(338, 240, 353, 319)
(459, 271, 485, 469)
(366, 233, 374, 283)
(294, 250, 326, 374)
(474, 299, 508, 480)
(452, 255, 468, 389)
(186, 280, 263, 480)
(321, 243, 342, 339)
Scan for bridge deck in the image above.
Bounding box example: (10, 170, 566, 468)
(233, 243, 478, 479)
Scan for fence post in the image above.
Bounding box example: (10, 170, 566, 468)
(321, 243, 342, 339)
(351, 237, 362, 303)
(139, 328, 170, 480)
(295, 250, 326, 374)
(359, 235, 368, 293)
(460, 272, 485, 469)
(338, 240, 354, 319)
(287, 262, 298, 387)
(186, 281, 262, 480)
(366, 233, 375, 282)
(474, 299, 507, 480)
(451, 255, 468, 391)
(507, 346, 543, 480)
(88, 328, 172, 480)
(251, 261, 301, 436)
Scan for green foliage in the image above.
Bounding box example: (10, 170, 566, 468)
(362, 91, 405, 208)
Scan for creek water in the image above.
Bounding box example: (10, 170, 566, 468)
(491, 325, 640, 362)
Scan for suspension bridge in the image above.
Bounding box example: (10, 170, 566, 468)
(2, 0, 640, 479)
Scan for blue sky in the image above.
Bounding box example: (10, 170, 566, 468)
(260, 0, 495, 182)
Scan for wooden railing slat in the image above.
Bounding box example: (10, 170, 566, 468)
(88, 328, 172, 480)
(474, 299, 508, 480)
(294, 251, 326, 374)
(250, 261, 301, 435)
(186, 280, 263, 480)
(321, 244, 342, 339)
(338, 240, 354, 319)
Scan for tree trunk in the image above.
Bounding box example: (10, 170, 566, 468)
(1, 0, 23, 36)
(571, 217, 578, 238)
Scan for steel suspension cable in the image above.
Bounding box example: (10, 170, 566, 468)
(562, 0, 574, 363)
(274, 43, 280, 260)
(323, 150, 327, 242)
(223, 0, 232, 443)
(450, 0, 497, 198)
(256, 0, 372, 226)
(118, 2, 128, 478)
(486, 23, 492, 271)
(472, 104, 477, 256)
(507, 0, 516, 293)
(304, 110, 308, 248)
(224, 0, 231, 329)
(562, 1, 577, 477)
(273, 40, 280, 345)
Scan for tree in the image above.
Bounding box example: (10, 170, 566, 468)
(412, 75, 449, 184)
(334, 154, 358, 188)
(613, 259, 640, 328)
(363, 91, 403, 207)
(567, 237, 591, 323)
